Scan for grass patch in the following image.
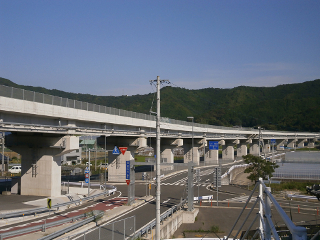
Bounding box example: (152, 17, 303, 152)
(270, 181, 316, 193)
(295, 148, 319, 151)
(183, 225, 223, 233)
(247, 181, 318, 193)
(134, 156, 147, 162)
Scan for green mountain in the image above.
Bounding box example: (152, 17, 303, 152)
(1, 77, 320, 132)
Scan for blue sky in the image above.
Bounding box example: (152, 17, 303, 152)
(1, 0, 319, 96)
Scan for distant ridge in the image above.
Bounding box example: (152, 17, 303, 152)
(1, 77, 320, 132)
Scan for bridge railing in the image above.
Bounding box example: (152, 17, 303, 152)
(226, 178, 307, 240)
(1, 84, 317, 136)
(0, 84, 258, 132)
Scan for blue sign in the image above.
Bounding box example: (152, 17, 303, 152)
(85, 178, 89, 183)
(112, 146, 120, 155)
(270, 139, 276, 144)
(126, 161, 130, 179)
(209, 141, 219, 150)
(84, 168, 90, 174)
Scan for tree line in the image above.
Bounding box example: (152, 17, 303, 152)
(1, 77, 319, 132)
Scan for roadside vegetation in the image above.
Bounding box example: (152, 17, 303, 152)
(269, 181, 318, 194)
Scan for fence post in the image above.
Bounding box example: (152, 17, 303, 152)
(112, 222, 114, 240)
(259, 178, 264, 237)
(265, 187, 272, 240)
(134, 215, 136, 238)
(124, 217, 126, 240)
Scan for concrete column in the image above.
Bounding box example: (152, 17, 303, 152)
(6, 133, 78, 197)
(204, 149, 219, 164)
(298, 139, 307, 148)
(108, 148, 135, 182)
(221, 140, 238, 161)
(98, 135, 147, 182)
(237, 139, 249, 158)
(264, 143, 271, 153)
(250, 140, 260, 155)
(183, 146, 200, 165)
(276, 139, 287, 150)
(183, 138, 202, 165)
(308, 142, 315, 148)
(160, 138, 183, 164)
(287, 139, 297, 149)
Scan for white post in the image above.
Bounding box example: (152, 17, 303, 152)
(259, 178, 264, 237)
(156, 76, 161, 240)
(265, 187, 272, 240)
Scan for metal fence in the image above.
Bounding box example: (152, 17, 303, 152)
(284, 151, 320, 163)
(59, 215, 135, 240)
(227, 178, 308, 240)
(272, 163, 320, 180)
(0, 84, 262, 132)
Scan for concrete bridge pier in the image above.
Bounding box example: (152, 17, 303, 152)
(276, 139, 287, 150)
(221, 139, 238, 161)
(204, 139, 219, 164)
(5, 133, 79, 197)
(250, 140, 260, 155)
(236, 139, 250, 158)
(298, 139, 307, 148)
(99, 135, 147, 182)
(287, 138, 297, 149)
(159, 138, 183, 170)
(183, 138, 202, 165)
(264, 142, 271, 153)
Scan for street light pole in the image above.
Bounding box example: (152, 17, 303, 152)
(258, 126, 261, 157)
(104, 134, 107, 191)
(187, 117, 194, 163)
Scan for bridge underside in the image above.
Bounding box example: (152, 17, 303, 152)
(6, 133, 78, 197)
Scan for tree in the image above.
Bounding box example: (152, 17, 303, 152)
(243, 154, 279, 182)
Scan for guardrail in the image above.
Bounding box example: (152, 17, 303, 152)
(0, 187, 116, 220)
(131, 198, 187, 239)
(37, 211, 104, 240)
(0, 211, 103, 240)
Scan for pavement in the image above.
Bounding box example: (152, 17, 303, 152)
(0, 190, 153, 240)
(1, 163, 319, 239)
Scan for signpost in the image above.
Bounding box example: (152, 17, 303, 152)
(196, 169, 200, 202)
(209, 141, 219, 150)
(126, 160, 135, 205)
(112, 146, 120, 155)
(270, 139, 276, 162)
(119, 147, 128, 155)
(213, 167, 221, 206)
(85, 167, 90, 195)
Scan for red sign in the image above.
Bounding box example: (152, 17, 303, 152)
(85, 173, 89, 178)
(119, 147, 128, 155)
(126, 179, 130, 185)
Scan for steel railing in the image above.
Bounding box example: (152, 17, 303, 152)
(226, 178, 307, 240)
(0, 211, 103, 240)
(0, 188, 116, 220)
(131, 198, 187, 239)
(0, 84, 265, 132)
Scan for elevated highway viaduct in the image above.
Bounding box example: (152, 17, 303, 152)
(0, 84, 318, 197)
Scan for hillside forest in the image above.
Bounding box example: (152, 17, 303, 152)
(0, 77, 319, 132)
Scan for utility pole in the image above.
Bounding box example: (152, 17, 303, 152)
(150, 76, 169, 240)
(1, 133, 4, 176)
(258, 127, 262, 157)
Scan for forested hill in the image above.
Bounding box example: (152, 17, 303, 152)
(1, 77, 320, 132)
